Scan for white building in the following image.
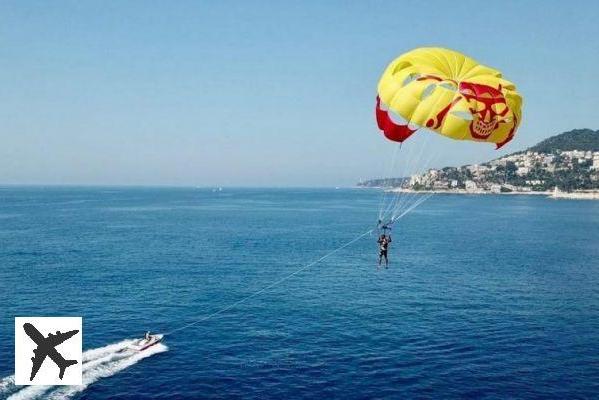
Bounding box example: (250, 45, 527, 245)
(410, 175, 423, 185)
(427, 169, 439, 179)
(526, 180, 544, 186)
(467, 165, 480, 173)
(543, 155, 555, 165)
(465, 180, 478, 191)
(516, 167, 529, 176)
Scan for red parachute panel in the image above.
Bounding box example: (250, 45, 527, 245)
(375, 96, 417, 143)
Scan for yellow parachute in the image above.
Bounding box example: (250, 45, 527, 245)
(376, 47, 523, 148)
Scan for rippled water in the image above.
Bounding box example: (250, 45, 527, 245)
(1, 187, 598, 399)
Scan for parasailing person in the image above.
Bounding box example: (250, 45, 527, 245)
(377, 222, 392, 267)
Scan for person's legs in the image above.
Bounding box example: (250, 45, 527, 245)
(383, 251, 389, 267)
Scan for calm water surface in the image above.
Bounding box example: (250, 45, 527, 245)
(1, 187, 598, 399)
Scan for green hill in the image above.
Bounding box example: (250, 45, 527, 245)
(527, 129, 599, 153)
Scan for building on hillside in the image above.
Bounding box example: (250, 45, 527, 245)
(526, 180, 544, 186)
(433, 181, 448, 189)
(410, 175, 422, 186)
(516, 167, 529, 176)
(543, 155, 555, 165)
(465, 180, 478, 191)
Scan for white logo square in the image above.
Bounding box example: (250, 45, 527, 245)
(15, 317, 82, 385)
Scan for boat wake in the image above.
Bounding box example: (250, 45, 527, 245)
(1, 338, 168, 400)
(0, 375, 16, 395)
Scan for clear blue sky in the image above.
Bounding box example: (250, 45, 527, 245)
(1, 1, 598, 186)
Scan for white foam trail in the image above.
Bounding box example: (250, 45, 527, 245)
(6, 384, 51, 400)
(5, 338, 166, 400)
(82, 340, 134, 363)
(47, 343, 168, 400)
(0, 375, 16, 395)
(6, 339, 134, 400)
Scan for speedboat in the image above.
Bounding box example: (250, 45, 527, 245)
(129, 334, 164, 352)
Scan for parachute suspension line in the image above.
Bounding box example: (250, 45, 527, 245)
(377, 141, 402, 222)
(379, 130, 433, 227)
(379, 189, 435, 238)
(391, 132, 439, 221)
(385, 132, 430, 221)
(162, 228, 374, 337)
(391, 163, 435, 224)
(385, 189, 436, 229)
(395, 159, 437, 220)
(393, 191, 435, 221)
(397, 130, 439, 218)
(379, 135, 421, 224)
(379, 141, 413, 222)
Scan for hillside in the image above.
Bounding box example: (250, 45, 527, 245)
(358, 128, 599, 192)
(527, 129, 599, 153)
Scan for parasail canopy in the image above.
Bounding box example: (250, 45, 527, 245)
(376, 47, 523, 148)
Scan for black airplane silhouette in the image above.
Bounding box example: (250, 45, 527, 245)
(23, 323, 79, 381)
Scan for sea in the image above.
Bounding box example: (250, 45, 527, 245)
(1, 187, 598, 399)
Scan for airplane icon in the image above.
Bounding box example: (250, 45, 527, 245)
(23, 322, 79, 381)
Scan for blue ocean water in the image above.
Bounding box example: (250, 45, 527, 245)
(1, 187, 598, 399)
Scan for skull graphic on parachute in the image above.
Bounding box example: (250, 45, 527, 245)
(376, 47, 523, 149)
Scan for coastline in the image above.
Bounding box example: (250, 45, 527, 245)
(379, 188, 599, 200)
(550, 190, 599, 200)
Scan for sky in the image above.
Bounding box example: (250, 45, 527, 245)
(1, 0, 598, 186)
